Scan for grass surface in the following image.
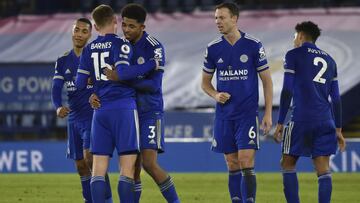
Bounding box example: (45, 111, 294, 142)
(0, 172, 359, 202)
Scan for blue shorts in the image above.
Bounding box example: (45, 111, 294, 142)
(91, 109, 140, 157)
(66, 119, 91, 160)
(139, 113, 165, 153)
(282, 120, 337, 158)
(211, 116, 259, 154)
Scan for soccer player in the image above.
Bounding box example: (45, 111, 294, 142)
(75, 5, 159, 203)
(90, 4, 180, 203)
(51, 17, 113, 203)
(273, 21, 346, 203)
(201, 3, 273, 203)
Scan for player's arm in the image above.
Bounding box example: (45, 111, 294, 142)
(201, 47, 230, 104)
(329, 65, 346, 152)
(259, 69, 273, 134)
(129, 70, 163, 93)
(128, 44, 165, 93)
(51, 58, 70, 118)
(75, 48, 91, 90)
(274, 52, 295, 143)
(256, 43, 273, 134)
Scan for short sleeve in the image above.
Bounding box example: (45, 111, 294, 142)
(203, 47, 215, 74)
(255, 42, 269, 72)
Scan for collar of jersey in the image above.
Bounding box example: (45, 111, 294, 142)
(134, 31, 148, 46)
(302, 42, 317, 48)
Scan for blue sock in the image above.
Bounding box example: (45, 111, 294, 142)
(228, 170, 242, 202)
(80, 176, 92, 203)
(241, 168, 256, 203)
(282, 170, 300, 203)
(91, 176, 106, 203)
(118, 175, 135, 203)
(134, 181, 142, 203)
(158, 176, 180, 203)
(318, 173, 332, 203)
(104, 174, 113, 203)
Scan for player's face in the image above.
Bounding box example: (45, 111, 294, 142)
(72, 21, 91, 48)
(121, 17, 144, 43)
(215, 8, 237, 34)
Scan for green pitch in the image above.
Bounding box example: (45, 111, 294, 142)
(0, 173, 359, 203)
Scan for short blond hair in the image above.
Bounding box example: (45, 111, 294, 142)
(91, 4, 114, 28)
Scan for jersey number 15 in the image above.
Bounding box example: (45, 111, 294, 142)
(91, 52, 112, 81)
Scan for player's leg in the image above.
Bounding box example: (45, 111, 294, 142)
(212, 119, 241, 203)
(118, 154, 137, 203)
(280, 121, 308, 203)
(224, 152, 242, 203)
(235, 117, 259, 203)
(133, 155, 142, 203)
(115, 109, 140, 203)
(90, 110, 114, 203)
(281, 154, 299, 203)
(67, 122, 92, 202)
(238, 149, 256, 203)
(142, 149, 180, 203)
(313, 156, 332, 203)
(91, 155, 110, 203)
(139, 115, 180, 203)
(312, 120, 337, 203)
(82, 121, 113, 203)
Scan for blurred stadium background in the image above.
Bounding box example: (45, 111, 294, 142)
(0, 0, 360, 202)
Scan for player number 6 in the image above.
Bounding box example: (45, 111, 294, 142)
(248, 126, 256, 139)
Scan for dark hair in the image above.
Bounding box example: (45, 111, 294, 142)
(77, 17, 92, 30)
(121, 3, 147, 24)
(215, 2, 239, 18)
(91, 4, 114, 28)
(295, 21, 321, 42)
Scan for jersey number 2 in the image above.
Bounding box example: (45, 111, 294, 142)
(313, 57, 327, 84)
(91, 52, 112, 81)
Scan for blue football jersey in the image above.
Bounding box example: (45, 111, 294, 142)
(284, 42, 337, 122)
(203, 32, 269, 120)
(131, 32, 165, 116)
(77, 34, 136, 110)
(53, 50, 93, 122)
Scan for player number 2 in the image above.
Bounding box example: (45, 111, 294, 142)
(248, 126, 256, 139)
(148, 126, 156, 139)
(91, 52, 112, 81)
(313, 57, 327, 84)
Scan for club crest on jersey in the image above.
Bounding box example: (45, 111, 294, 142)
(121, 44, 130, 54)
(137, 57, 145, 64)
(240, 54, 248, 63)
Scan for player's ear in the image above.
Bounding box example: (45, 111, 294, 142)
(94, 24, 100, 32)
(141, 24, 145, 30)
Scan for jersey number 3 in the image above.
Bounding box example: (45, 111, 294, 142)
(313, 57, 327, 84)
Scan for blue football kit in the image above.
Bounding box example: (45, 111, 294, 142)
(51, 49, 93, 160)
(278, 42, 341, 158)
(203, 32, 269, 153)
(129, 31, 166, 153)
(76, 34, 157, 156)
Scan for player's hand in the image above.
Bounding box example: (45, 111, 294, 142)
(273, 124, 284, 143)
(261, 113, 272, 135)
(89, 93, 101, 109)
(56, 106, 70, 118)
(336, 129, 346, 152)
(214, 92, 231, 104)
(104, 67, 119, 81)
